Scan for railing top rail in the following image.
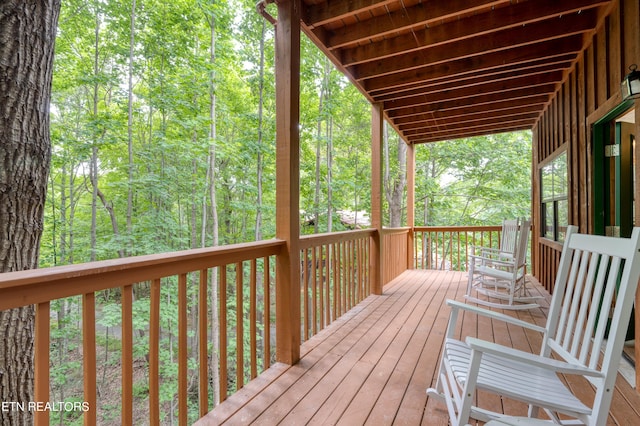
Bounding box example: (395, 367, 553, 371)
(299, 228, 375, 250)
(414, 225, 502, 232)
(380, 227, 411, 235)
(0, 239, 285, 310)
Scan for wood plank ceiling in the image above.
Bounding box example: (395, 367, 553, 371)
(300, 0, 612, 144)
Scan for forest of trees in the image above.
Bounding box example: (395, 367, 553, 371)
(42, 0, 531, 270)
(1, 0, 531, 424)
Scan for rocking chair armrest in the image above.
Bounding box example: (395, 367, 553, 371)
(468, 253, 515, 267)
(447, 300, 546, 333)
(465, 337, 604, 378)
(470, 245, 501, 254)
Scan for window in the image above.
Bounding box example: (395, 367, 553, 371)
(541, 152, 568, 242)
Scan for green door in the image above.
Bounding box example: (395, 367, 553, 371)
(593, 101, 636, 345)
(593, 101, 635, 238)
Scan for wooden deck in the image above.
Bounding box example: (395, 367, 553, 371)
(196, 269, 640, 425)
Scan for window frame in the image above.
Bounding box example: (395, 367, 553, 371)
(540, 150, 568, 242)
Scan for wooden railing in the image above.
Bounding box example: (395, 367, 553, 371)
(413, 226, 503, 271)
(299, 229, 374, 341)
(0, 225, 513, 425)
(0, 240, 284, 425)
(0, 229, 380, 425)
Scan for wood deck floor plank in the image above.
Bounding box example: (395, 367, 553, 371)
(197, 270, 640, 426)
(421, 271, 474, 424)
(270, 272, 425, 425)
(368, 270, 456, 425)
(231, 300, 389, 423)
(304, 272, 432, 425)
(204, 289, 391, 424)
(343, 270, 451, 425)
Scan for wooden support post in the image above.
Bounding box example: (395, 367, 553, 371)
(406, 141, 415, 270)
(371, 103, 384, 295)
(275, 0, 301, 365)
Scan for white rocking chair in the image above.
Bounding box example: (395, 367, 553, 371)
(466, 219, 540, 309)
(428, 225, 640, 426)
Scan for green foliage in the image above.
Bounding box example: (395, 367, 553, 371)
(42, 0, 532, 423)
(415, 132, 532, 226)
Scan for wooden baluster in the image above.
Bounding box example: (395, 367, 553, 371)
(344, 240, 348, 312)
(122, 285, 133, 425)
(35, 302, 50, 426)
(360, 237, 365, 301)
(263, 257, 271, 369)
(311, 246, 317, 336)
(457, 231, 461, 271)
(325, 244, 331, 326)
(250, 259, 257, 379)
(178, 273, 187, 425)
(220, 267, 228, 401)
(352, 240, 357, 305)
(199, 269, 209, 417)
(333, 242, 339, 318)
(83, 293, 97, 426)
(149, 278, 160, 424)
(316, 246, 324, 330)
(451, 231, 456, 270)
(303, 248, 309, 341)
(236, 262, 244, 390)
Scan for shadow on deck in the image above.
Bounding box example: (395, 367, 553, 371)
(196, 269, 640, 425)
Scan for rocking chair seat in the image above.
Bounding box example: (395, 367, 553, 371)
(445, 338, 592, 416)
(473, 263, 524, 282)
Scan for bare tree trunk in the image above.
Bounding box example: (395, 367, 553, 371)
(324, 60, 334, 233)
(314, 58, 330, 233)
(0, 1, 60, 425)
(90, 5, 101, 262)
(95, 187, 125, 258)
(206, 1, 221, 405)
(384, 125, 407, 228)
(127, 0, 137, 256)
(255, 19, 266, 242)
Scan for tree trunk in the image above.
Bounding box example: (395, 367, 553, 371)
(255, 19, 266, 242)
(90, 6, 101, 262)
(384, 125, 407, 228)
(206, 0, 221, 405)
(0, 1, 60, 425)
(127, 0, 137, 256)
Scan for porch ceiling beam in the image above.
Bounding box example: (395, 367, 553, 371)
(409, 124, 533, 144)
(363, 37, 583, 93)
(386, 88, 553, 119)
(391, 99, 546, 127)
(383, 73, 563, 112)
(372, 62, 571, 102)
(403, 116, 538, 139)
(303, 0, 397, 29)
(396, 107, 542, 130)
(350, 11, 597, 81)
(401, 112, 540, 136)
(321, 0, 508, 50)
(341, 0, 607, 67)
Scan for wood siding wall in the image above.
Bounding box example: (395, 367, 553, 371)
(532, 0, 640, 293)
